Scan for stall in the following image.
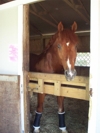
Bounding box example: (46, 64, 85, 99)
(0, 0, 100, 133)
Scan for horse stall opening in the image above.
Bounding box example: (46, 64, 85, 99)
(28, 1, 90, 133)
(29, 35, 90, 133)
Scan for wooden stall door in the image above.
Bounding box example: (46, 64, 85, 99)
(0, 75, 20, 133)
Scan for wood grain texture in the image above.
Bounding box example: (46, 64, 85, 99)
(28, 72, 89, 100)
(0, 75, 20, 133)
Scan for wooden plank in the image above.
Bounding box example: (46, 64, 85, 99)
(29, 72, 88, 83)
(23, 5, 30, 133)
(29, 82, 40, 93)
(54, 81, 61, 96)
(29, 72, 89, 88)
(28, 82, 89, 100)
(85, 77, 90, 100)
(0, 75, 20, 133)
(0, 75, 18, 82)
(61, 87, 87, 100)
(38, 78, 44, 93)
(30, 39, 43, 54)
(29, 78, 86, 87)
(28, 72, 89, 100)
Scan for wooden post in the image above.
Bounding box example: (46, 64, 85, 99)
(38, 79, 44, 93)
(23, 4, 30, 133)
(54, 81, 61, 96)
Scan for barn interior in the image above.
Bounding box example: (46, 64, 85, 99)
(0, 0, 90, 133)
(28, 0, 90, 133)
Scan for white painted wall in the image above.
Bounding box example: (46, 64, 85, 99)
(0, 7, 18, 74)
(18, 5, 25, 133)
(0, 0, 44, 10)
(88, 0, 100, 133)
(0, 0, 43, 76)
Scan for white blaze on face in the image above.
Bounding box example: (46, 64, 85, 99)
(66, 42, 70, 46)
(67, 58, 71, 70)
(66, 58, 74, 77)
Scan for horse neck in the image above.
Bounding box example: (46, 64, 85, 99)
(34, 44, 60, 73)
(45, 46, 63, 73)
(35, 33, 63, 73)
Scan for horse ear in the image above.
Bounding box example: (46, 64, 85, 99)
(58, 22, 64, 31)
(71, 21, 77, 32)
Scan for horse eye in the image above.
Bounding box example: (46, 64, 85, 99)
(57, 44, 61, 49)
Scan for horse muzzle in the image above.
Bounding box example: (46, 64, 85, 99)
(64, 69, 77, 81)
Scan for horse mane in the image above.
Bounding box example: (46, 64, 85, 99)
(43, 32, 58, 54)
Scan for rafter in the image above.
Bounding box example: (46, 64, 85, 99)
(63, 0, 90, 24)
(31, 4, 38, 13)
(38, 3, 58, 24)
(30, 3, 58, 25)
(78, 0, 90, 19)
(30, 22, 42, 36)
(30, 10, 57, 28)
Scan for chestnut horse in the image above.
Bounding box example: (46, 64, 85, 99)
(30, 22, 78, 133)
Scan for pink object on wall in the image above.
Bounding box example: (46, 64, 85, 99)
(9, 45, 18, 62)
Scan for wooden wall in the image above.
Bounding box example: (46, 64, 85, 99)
(0, 75, 20, 133)
(78, 35, 90, 52)
(30, 34, 90, 54)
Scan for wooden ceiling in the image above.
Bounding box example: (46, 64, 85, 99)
(29, 0, 90, 36)
(0, 0, 90, 36)
(0, 0, 13, 4)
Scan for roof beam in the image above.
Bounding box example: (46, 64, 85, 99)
(63, 0, 90, 24)
(30, 9, 57, 28)
(38, 3, 58, 24)
(78, 0, 90, 19)
(31, 4, 38, 13)
(30, 22, 42, 35)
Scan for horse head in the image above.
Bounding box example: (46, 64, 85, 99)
(55, 22, 78, 81)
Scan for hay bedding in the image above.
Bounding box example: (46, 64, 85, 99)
(30, 93, 89, 133)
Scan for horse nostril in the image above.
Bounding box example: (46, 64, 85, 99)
(64, 69, 77, 81)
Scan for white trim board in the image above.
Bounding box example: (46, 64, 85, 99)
(0, 0, 44, 10)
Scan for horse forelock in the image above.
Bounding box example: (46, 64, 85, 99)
(60, 29, 78, 45)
